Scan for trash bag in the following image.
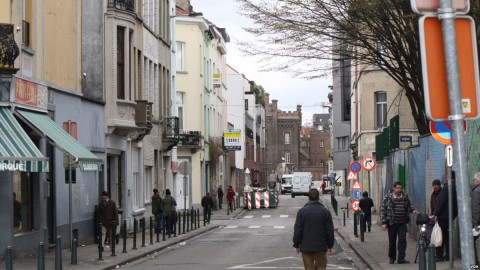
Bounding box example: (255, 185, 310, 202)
(431, 222, 443, 247)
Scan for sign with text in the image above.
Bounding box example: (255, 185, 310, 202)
(223, 129, 241, 150)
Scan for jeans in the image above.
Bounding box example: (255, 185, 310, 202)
(301, 251, 327, 270)
(387, 223, 407, 261)
(204, 206, 211, 224)
(436, 218, 449, 259)
(365, 214, 372, 231)
(155, 212, 164, 232)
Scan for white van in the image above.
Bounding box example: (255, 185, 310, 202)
(280, 174, 293, 194)
(291, 172, 313, 198)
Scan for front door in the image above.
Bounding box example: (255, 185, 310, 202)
(176, 158, 191, 210)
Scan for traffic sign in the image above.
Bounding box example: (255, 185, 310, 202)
(350, 161, 362, 173)
(352, 180, 362, 190)
(353, 190, 361, 200)
(363, 157, 376, 171)
(411, 0, 469, 15)
(446, 145, 453, 167)
(419, 16, 480, 121)
(347, 171, 357, 181)
(351, 200, 360, 211)
(429, 120, 467, 145)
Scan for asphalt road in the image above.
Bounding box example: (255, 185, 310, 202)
(120, 194, 360, 269)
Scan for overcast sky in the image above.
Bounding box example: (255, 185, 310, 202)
(189, 0, 332, 124)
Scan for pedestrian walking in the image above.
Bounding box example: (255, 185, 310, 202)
(471, 172, 480, 265)
(226, 186, 235, 211)
(162, 189, 177, 233)
(434, 177, 457, 262)
(430, 179, 442, 215)
(217, 185, 224, 209)
(201, 192, 214, 224)
(293, 189, 335, 270)
(321, 181, 326, 194)
(359, 191, 374, 232)
(97, 191, 119, 246)
(381, 181, 418, 264)
(151, 188, 163, 233)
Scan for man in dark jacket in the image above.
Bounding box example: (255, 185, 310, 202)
(359, 191, 374, 232)
(434, 178, 457, 262)
(151, 188, 163, 233)
(201, 192, 214, 225)
(162, 189, 177, 233)
(98, 191, 119, 245)
(293, 189, 335, 270)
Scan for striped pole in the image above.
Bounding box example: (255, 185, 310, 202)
(255, 192, 260, 209)
(247, 193, 252, 209)
(264, 191, 270, 208)
(275, 193, 278, 206)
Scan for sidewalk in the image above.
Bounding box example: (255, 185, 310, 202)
(322, 195, 462, 270)
(1, 206, 245, 270)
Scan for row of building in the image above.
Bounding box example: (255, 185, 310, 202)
(0, 0, 332, 255)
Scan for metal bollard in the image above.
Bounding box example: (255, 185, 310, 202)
(197, 208, 200, 228)
(38, 242, 45, 270)
(55, 235, 62, 270)
(5, 246, 13, 270)
(71, 238, 78, 264)
(187, 211, 190, 232)
(162, 215, 166, 241)
(149, 216, 154, 245)
(428, 243, 436, 270)
(178, 211, 182, 236)
(346, 203, 349, 218)
(132, 218, 137, 250)
(122, 220, 127, 253)
(360, 212, 365, 242)
(98, 223, 103, 260)
(418, 239, 426, 270)
(353, 212, 358, 237)
(111, 221, 116, 256)
(141, 217, 146, 247)
(183, 211, 186, 234)
(343, 209, 346, 226)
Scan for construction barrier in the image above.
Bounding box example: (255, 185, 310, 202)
(243, 189, 278, 209)
(264, 191, 269, 208)
(255, 192, 261, 208)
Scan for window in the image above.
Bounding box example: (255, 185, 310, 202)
(176, 41, 185, 71)
(144, 167, 152, 203)
(284, 132, 290, 144)
(133, 172, 142, 208)
(320, 140, 324, 147)
(375, 92, 387, 128)
(13, 172, 33, 234)
(245, 99, 248, 111)
(176, 92, 184, 132)
(337, 136, 348, 150)
(284, 151, 291, 163)
(117, 27, 125, 99)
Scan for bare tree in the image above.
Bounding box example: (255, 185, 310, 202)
(236, 0, 480, 135)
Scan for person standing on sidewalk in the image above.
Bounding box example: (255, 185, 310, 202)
(151, 188, 163, 234)
(381, 181, 418, 264)
(97, 191, 119, 246)
(359, 191, 374, 232)
(434, 177, 457, 262)
(201, 192, 214, 224)
(226, 186, 235, 211)
(471, 172, 480, 265)
(162, 189, 177, 233)
(217, 185, 224, 209)
(293, 189, 335, 270)
(430, 179, 442, 215)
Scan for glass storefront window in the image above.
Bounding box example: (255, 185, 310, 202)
(13, 171, 33, 234)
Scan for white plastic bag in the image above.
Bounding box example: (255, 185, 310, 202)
(431, 222, 443, 247)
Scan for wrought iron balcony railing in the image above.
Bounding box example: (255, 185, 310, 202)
(107, 0, 135, 12)
(178, 131, 201, 146)
(0, 24, 19, 68)
(163, 116, 179, 140)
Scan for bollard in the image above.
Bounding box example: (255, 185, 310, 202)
(98, 223, 104, 260)
(111, 221, 116, 256)
(187, 211, 190, 232)
(353, 212, 357, 236)
(38, 242, 45, 270)
(428, 243, 437, 270)
(55, 235, 62, 270)
(178, 211, 182, 236)
(183, 211, 186, 234)
(162, 215, 166, 241)
(346, 203, 349, 218)
(360, 212, 365, 242)
(418, 239, 426, 270)
(343, 209, 346, 226)
(71, 238, 78, 264)
(191, 208, 195, 230)
(197, 208, 200, 228)
(150, 216, 154, 245)
(132, 218, 137, 250)
(122, 220, 127, 253)
(141, 217, 146, 247)
(5, 246, 13, 270)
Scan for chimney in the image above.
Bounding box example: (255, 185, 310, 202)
(272, 99, 278, 111)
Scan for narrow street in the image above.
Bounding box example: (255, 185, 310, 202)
(121, 195, 360, 270)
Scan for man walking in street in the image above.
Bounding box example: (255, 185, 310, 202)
(381, 182, 418, 264)
(359, 191, 374, 232)
(201, 192, 214, 225)
(97, 191, 119, 246)
(151, 188, 163, 234)
(471, 172, 480, 265)
(293, 189, 335, 270)
(434, 176, 457, 262)
(217, 185, 224, 209)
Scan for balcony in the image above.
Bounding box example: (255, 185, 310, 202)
(178, 131, 201, 148)
(0, 24, 19, 68)
(107, 0, 135, 12)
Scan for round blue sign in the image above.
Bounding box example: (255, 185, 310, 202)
(350, 161, 362, 173)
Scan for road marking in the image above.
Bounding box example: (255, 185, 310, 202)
(248, 225, 261, 229)
(261, 215, 271, 218)
(280, 215, 289, 218)
(274, 226, 285, 229)
(244, 215, 253, 219)
(225, 226, 238, 229)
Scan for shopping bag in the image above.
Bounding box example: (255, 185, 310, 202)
(430, 222, 443, 247)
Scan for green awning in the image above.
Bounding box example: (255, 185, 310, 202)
(0, 107, 49, 172)
(17, 109, 102, 172)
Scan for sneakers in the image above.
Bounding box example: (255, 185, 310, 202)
(389, 258, 395, 264)
(397, 260, 410, 264)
